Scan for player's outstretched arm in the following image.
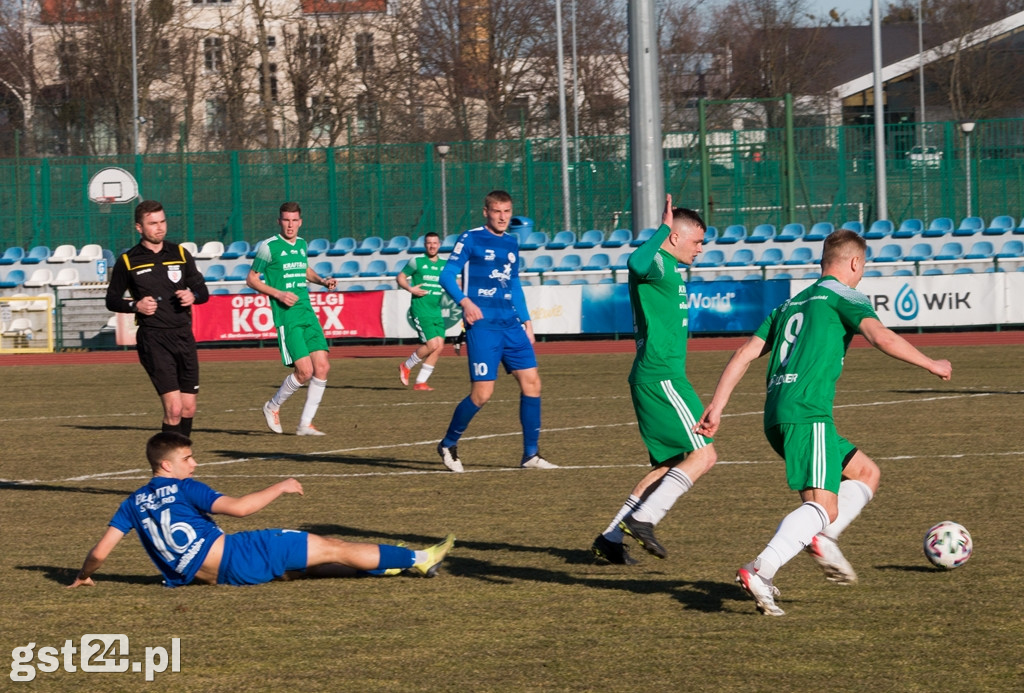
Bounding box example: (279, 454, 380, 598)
(67, 526, 126, 588)
(858, 318, 952, 380)
(695, 335, 767, 437)
(211, 478, 304, 518)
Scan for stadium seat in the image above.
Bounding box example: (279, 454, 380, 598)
(771, 272, 793, 280)
(409, 235, 426, 253)
(745, 224, 775, 243)
(694, 249, 725, 268)
(952, 217, 984, 237)
(354, 236, 384, 255)
(553, 254, 582, 272)
(839, 221, 863, 234)
(602, 229, 632, 248)
(547, 231, 576, 250)
(306, 238, 330, 256)
(725, 248, 755, 266)
(598, 277, 616, 284)
(543, 278, 561, 285)
(224, 263, 251, 281)
(611, 252, 631, 270)
(712, 274, 734, 282)
(73, 244, 103, 263)
(0, 247, 25, 265)
(2, 317, 33, 338)
(801, 271, 821, 279)
(380, 236, 410, 254)
(181, 241, 199, 256)
(863, 269, 883, 277)
(783, 247, 815, 265)
(312, 261, 335, 279)
(47, 244, 77, 263)
(575, 230, 604, 248)
(754, 247, 784, 266)
(342, 284, 366, 292)
(203, 264, 226, 282)
(440, 234, 460, 252)
(246, 239, 266, 259)
(995, 240, 1024, 258)
(0, 269, 26, 288)
(23, 268, 53, 287)
(358, 259, 388, 277)
(582, 253, 611, 271)
(630, 228, 657, 247)
(570, 278, 590, 285)
(372, 283, 393, 291)
(892, 268, 914, 276)
(326, 238, 357, 256)
(219, 241, 250, 260)
(903, 243, 934, 262)
(687, 275, 706, 282)
(525, 254, 554, 273)
(871, 244, 903, 262)
(49, 267, 80, 286)
(21, 246, 51, 264)
(102, 249, 115, 267)
(716, 225, 746, 244)
(982, 215, 1014, 235)
(703, 226, 718, 244)
(741, 272, 763, 281)
(194, 241, 225, 259)
(387, 260, 407, 276)
(891, 219, 922, 238)
(806, 222, 837, 241)
(519, 231, 549, 251)
(211, 287, 231, 295)
(775, 223, 805, 242)
(922, 218, 953, 238)
(333, 260, 361, 278)
(964, 241, 994, 259)
(864, 220, 894, 239)
(953, 267, 975, 274)
(933, 242, 963, 261)
(922, 267, 944, 275)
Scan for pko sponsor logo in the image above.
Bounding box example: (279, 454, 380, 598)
(870, 283, 971, 321)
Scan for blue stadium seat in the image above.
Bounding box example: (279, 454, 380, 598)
(582, 253, 611, 271)
(771, 272, 793, 280)
(805, 222, 836, 241)
(716, 225, 746, 244)
(373, 283, 393, 291)
(995, 240, 1023, 258)
(0, 269, 25, 288)
(839, 221, 863, 234)
(525, 254, 554, 273)
(952, 217, 984, 237)
(694, 249, 725, 268)
(547, 230, 576, 250)
(801, 271, 821, 279)
(224, 263, 251, 281)
(934, 242, 963, 261)
(783, 247, 815, 265)
(891, 219, 922, 238)
(712, 274, 735, 282)
(745, 224, 775, 243)
(687, 275, 706, 282)
(903, 243, 934, 262)
(409, 235, 426, 253)
(380, 236, 410, 254)
(982, 215, 1014, 235)
(725, 248, 755, 266)
(921, 218, 953, 238)
(313, 261, 335, 279)
(575, 230, 604, 248)
(871, 244, 903, 262)
(21, 246, 51, 264)
(354, 236, 384, 255)
(864, 220, 894, 239)
(387, 259, 407, 276)
(203, 264, 226, 282)
(964, 241, 994, 259)
(519, 231, 549, 251)
(358, 259, 388, 277)
(0, 247, 25, 265)
(611, 252, 631, 270)
(440, 234, 460, 252)
(630, 228, 657, 247)
(953, 267, 975, 274)
(543, 278, 561, 285)
(211, 287, 231, 295)
(246, 239, 265, 259)
(343, 284, 366, 292)
(754, 247, 784, 266)
(602, 229, 632, 248)
(570, 278, 590, 285)
(326, 238, 357, 256)
(553, 254, 582, 272)
(775, 223, 805, 242)
(333, 260, 361, 278)
(892, 269, 915, 276)
(703, 226, 718, 244)
(922, 267, 944, 275)
(741, 273, 763, 281)
(863, 269, 883, 277)
(220, 240, 250, 260)
(598, 277, 616, 284)
(306, 238, 330, 256)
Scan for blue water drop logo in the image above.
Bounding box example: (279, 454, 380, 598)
(895, 283, 919, 320)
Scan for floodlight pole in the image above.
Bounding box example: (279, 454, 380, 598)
(131, 0, 139, 156)
(435, 143, 450, 238)
(871, 0, 889, 221)
(961, 121, 975, 217)
(627, 0, 664, 234)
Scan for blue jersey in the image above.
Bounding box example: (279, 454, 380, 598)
(109, 477, 224, 587)
(439, 227, 530, 329)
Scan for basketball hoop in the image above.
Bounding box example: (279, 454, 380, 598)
(87, 167, 140, 211)
(98, 196, 117, 214)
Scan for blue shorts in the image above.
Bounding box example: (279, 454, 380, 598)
(217, 529, 308, 586)
(465, 323, 537, 381)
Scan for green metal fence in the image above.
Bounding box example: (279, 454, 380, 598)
(3, 118, 1024, 250)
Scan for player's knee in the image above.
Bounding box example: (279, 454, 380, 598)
(314, 361, 330, 380)
(294, 366, 314, 383)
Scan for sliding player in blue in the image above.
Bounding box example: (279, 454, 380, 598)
(435, 190, 556, 473)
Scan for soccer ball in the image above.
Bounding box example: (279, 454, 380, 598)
(923, 521, 973, 569)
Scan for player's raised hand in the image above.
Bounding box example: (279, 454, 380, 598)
(662, 194, 673, 227)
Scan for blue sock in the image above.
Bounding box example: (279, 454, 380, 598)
(520, 394, 541, 459)
(364, 544, 416, 575)
(442, 396, 481, 447)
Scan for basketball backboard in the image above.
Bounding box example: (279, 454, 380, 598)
(87, 167, 140, 206)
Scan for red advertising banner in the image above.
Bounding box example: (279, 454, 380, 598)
(191, 292, 385, 342)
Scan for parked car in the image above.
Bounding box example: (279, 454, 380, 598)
(907, 145, 943, 169)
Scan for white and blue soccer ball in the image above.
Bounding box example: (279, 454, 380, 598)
(923, 521, 973, 569)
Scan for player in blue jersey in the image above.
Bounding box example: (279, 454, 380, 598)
(67, 433, 455, 588)
(435, 190, 556, 472)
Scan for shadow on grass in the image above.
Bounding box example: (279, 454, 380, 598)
(17, 564, 163, 586)
(211, 450, 430, 472)
(0, 482, 128, 495)
(875, 564, 940, 573)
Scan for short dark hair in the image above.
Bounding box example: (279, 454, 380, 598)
(146, 432, 192, 472)
(424, 231, 440, 239)
(484, 190, 513, 208)
(672, 207, 706, 234)
(279, 201, 301, 216)
(821, 228, 867, 266)
(134, 200, 164, 226)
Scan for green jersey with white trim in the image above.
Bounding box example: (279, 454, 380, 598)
(401, 255, 444, 318)
(755, 275, 878, 427)
(627, 224, 690, 384)
(251, 234, 314, 326)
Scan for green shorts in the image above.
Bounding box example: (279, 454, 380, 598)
(630, 378, 712, 465)
(765, 422, 857, 494)
(410, 309, 445, 342)
(276, 312, 329, 367)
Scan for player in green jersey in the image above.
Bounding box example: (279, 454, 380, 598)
(696, 228, 952, 616)
(591, 195, 719, 566)
(397, 232, 446, 391)
(246, 202, 337, 436)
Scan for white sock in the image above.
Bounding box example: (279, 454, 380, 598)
(299, 377, 327, 427)
(823, 480, 874, 541)
(754, 501, 829, 580)
(415, 364, 434, 385)
(630, 468, 693, 525)
(602, 495, 641, 542)
(270, 373, 303, 409)
(404, 352, 422, 370)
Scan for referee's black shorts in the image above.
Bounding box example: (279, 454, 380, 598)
(136, 325, 200, 396)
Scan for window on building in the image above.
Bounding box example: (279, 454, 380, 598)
(355, 33, 375, 70)
(259, 63, 278, 103)
(505, 96, 529, 126)
(266, 35, 276, 50)
(154, 38, 171, 78)
(58, 42, 78, 80)
(356, 92, 378, 134)
(148, 100, 174, 143)
(311, 95, 331, 140)
(205, 99, 226, 140)
(309, 33, 329, 68)
(204, 38, 223, 73)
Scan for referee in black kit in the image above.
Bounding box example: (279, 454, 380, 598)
(106, 200, 209, 435)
